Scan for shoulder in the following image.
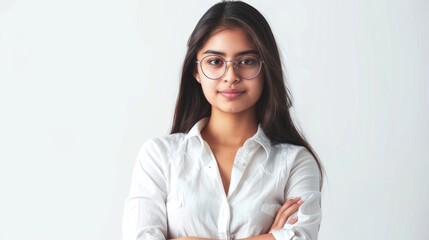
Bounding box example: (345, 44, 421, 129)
(141, 133, 186, 151)
(271, 143, 319, 174)
(137, 133, 187, 164)
(271, 143, 312, 159)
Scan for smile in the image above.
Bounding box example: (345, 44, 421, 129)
(218, 89, 245, 99)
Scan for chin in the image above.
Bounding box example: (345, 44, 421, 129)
(219, 106, 255, 115)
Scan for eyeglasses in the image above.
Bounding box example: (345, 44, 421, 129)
(195, 55, 264, 80)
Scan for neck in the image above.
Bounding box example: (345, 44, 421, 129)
(202, 108, 258, 147)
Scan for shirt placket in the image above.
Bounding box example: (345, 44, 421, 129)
(207, 146, 252, 240)
(217, 199, 231, 240)
(205, 157, 231, 239)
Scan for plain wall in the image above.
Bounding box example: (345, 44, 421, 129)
(0, 0, 428, 239)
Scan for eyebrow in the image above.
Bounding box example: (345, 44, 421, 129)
(202, 49, 259, 57)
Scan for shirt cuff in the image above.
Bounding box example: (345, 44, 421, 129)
(271, 229, 295, 240)
(138, 228, 166, 240)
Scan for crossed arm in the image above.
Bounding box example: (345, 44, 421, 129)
(171, 198, 303, 240)
(123, 142, 321, 240)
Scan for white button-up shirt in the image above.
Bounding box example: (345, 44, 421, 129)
(122, 118, 321, 240)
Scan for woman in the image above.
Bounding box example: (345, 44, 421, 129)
(123, 1, 323, 240)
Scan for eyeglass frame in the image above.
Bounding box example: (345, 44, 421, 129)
(195, 55, 265, 80)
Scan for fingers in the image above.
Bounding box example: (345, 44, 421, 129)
(278, 198, 302, 214)
(269, 198, 303, 232)
(287, 215, 298, 225)
(277, 199, 302, 228)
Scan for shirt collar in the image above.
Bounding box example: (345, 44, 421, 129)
(183, 118, 208, 153)
(184, 118, 271, 158)
(244, 124, 271, 159)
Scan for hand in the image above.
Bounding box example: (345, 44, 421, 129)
(269, 198, 302, 232)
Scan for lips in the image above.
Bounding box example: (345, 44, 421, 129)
(218, 89, 245, 99)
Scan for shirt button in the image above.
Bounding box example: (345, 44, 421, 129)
(247, 141, 256, 148)
(242, 149, 250, 156)
(217, 233, 228, 240)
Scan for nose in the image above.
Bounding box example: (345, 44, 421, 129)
(223, 61, 240, 83)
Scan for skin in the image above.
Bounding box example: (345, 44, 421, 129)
(194, 27, 264, 194)
(174, 27, 301, 240)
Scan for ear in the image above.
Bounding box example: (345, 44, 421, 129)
(193, 71, 201, 84)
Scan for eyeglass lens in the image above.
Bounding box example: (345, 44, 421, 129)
(200, 55, 262, 80)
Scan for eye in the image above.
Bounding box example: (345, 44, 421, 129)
(207, 57, 225, 66)
(239, 57, 258, 66)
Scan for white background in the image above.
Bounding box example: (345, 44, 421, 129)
(0, 0, 428, 239)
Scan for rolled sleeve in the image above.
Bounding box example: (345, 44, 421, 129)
(122, 140, 169, 240)
(273, 147, 322, 240)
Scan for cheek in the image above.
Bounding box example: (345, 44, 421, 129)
(251, 78, 265, 99)
(200, 81, 217, 100)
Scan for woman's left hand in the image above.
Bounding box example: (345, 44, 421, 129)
(269, 198, 302, 232)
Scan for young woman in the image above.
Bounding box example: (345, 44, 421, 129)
(123, 1, 323, 240)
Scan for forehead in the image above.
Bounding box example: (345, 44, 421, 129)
(198, 27, 257, 56)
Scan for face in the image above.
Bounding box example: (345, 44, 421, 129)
(194, 27, 264, 116)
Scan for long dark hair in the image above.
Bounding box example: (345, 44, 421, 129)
(170, 1, 324, 184)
